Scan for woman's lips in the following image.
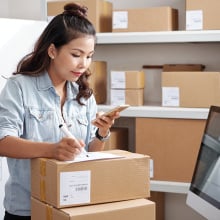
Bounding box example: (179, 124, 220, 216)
(71, 71, 82, 77)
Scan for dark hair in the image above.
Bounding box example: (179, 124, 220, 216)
(14, 3, 96, 104)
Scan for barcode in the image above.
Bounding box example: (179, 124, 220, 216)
(75, 186, 88, 191)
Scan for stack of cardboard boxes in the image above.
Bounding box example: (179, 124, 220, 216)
(110, 70, 145, 106)
(31, 150, 155, 219)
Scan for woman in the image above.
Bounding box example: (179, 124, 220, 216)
(0, 3, 118, 219)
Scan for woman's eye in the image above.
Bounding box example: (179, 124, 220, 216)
(72, 54, 80, 58)
(87, 54, 94, 59)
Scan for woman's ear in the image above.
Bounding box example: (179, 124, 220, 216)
(48, 43, 56, 59)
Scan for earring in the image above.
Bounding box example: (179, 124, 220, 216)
(50, 56, 54, 59)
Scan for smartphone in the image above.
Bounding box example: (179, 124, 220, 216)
(102, 104, 130, 117)
(92, 104, 130, 124)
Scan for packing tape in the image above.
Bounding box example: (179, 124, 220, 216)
(40, 179, 46, 202)
(46, 205, 53, 220)
(40, 159, 47, 176)
(40, 159, 46, 201)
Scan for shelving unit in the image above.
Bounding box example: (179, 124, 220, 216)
(95, 30, 220, 198)
(96, 30, 220, 44)
(97, 105, 209, 119)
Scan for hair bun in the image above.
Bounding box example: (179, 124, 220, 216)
(63, 3, 88, 18)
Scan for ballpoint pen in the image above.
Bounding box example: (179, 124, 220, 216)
(59, 124, 88, 157)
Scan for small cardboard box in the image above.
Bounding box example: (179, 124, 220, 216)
(31, 197, 156, 220)
(135, 117, 206, 182)
(163, 64, 205, 72)
(162, 71, 220, 108)
(110, 88, 144, 106)
(89, 61, 107, 104)
(110, 70, 145, 89)
(47, 0, 112, 32)
(104, 127, 129, 151)
(31, 150, 150, 208)
(113, 7, 178, 32)
(186, 0, 220, 30)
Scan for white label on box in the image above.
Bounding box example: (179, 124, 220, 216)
(162, 87, 180, 106)
(60, 171, 91, 206)
(186, 10, 203, 30)
(113, 11, 128, 29)
(150, 159, 154, 178)
(111, 71, 126, 88)
(110, 89, 126, 105)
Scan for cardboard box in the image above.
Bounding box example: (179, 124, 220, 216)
(149, 192, 165, 220)
(31, 197, 156, 220)
(110, 89, 144, 106)
(89, 61, 107, 104)
(186, 0, 220, 30)
(110, 70, 145, 89)
(162, 71, 220, 107)
(135, 117, 206, 182)
(113, 7, 178, 32)
(163, 64, 205, 72)
(47, 0, 112, 32)
(104, 127, 129, 151)
(31, 150, 150, 208)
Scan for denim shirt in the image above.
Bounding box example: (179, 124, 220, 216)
(0, 72, 97, 216)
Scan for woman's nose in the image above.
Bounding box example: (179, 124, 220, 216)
(78, 57, 88, 68)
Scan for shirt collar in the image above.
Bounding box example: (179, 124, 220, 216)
(36, 72, 53, 91)
(36, 72, 80, 100)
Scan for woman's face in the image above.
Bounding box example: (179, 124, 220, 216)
(48, 36, 95, 85)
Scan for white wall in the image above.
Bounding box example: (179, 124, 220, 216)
(0, 0, 46, 20)
(0, 18, 47, 219)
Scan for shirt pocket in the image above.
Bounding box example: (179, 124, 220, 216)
(25, 107, 55, 141)
(68, 115, 88, 141)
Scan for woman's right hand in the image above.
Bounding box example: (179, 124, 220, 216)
(52, 137, 85, 161)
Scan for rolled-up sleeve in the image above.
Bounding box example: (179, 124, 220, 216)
(0, 78, 25, 140)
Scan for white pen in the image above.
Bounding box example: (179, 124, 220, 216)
(59, 124, 88, 157)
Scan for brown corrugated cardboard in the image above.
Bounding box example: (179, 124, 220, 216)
(47, 0, 112, 32)
(89, 61, 107, 104)
(149, 192, 165, 220)
(31, 197, 155, 220)
(110, 70, 145, 89)
(31, 150, 150, 208)
(113, 7, 178, 32)
(162, 71, 220, 108)
(186, 0, 220, 30)
(163, 64, 205, 72)
(104, 127, 128, 151)
(110, 89, 144, 106)
(135, 117, 206, 182)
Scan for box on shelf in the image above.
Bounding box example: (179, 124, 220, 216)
(162, 71, 220, 108)
(89, 61, 107, 104)
(31, 197, 155, 220)
(110, 89, 144, 106)
(47, 0, 112, 32)
(110, 70, 145, 89)
(113, 7, 178, 32)
(149, 192, 165, 220)
(135, 117, 206, 182)
(104, 127, 129, 151)
(31, 150, 150, 208)
(186, 0, 220, 30)
(162, 64, 205, 72)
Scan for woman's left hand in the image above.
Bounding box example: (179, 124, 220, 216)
(92, 111, 120, 137)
